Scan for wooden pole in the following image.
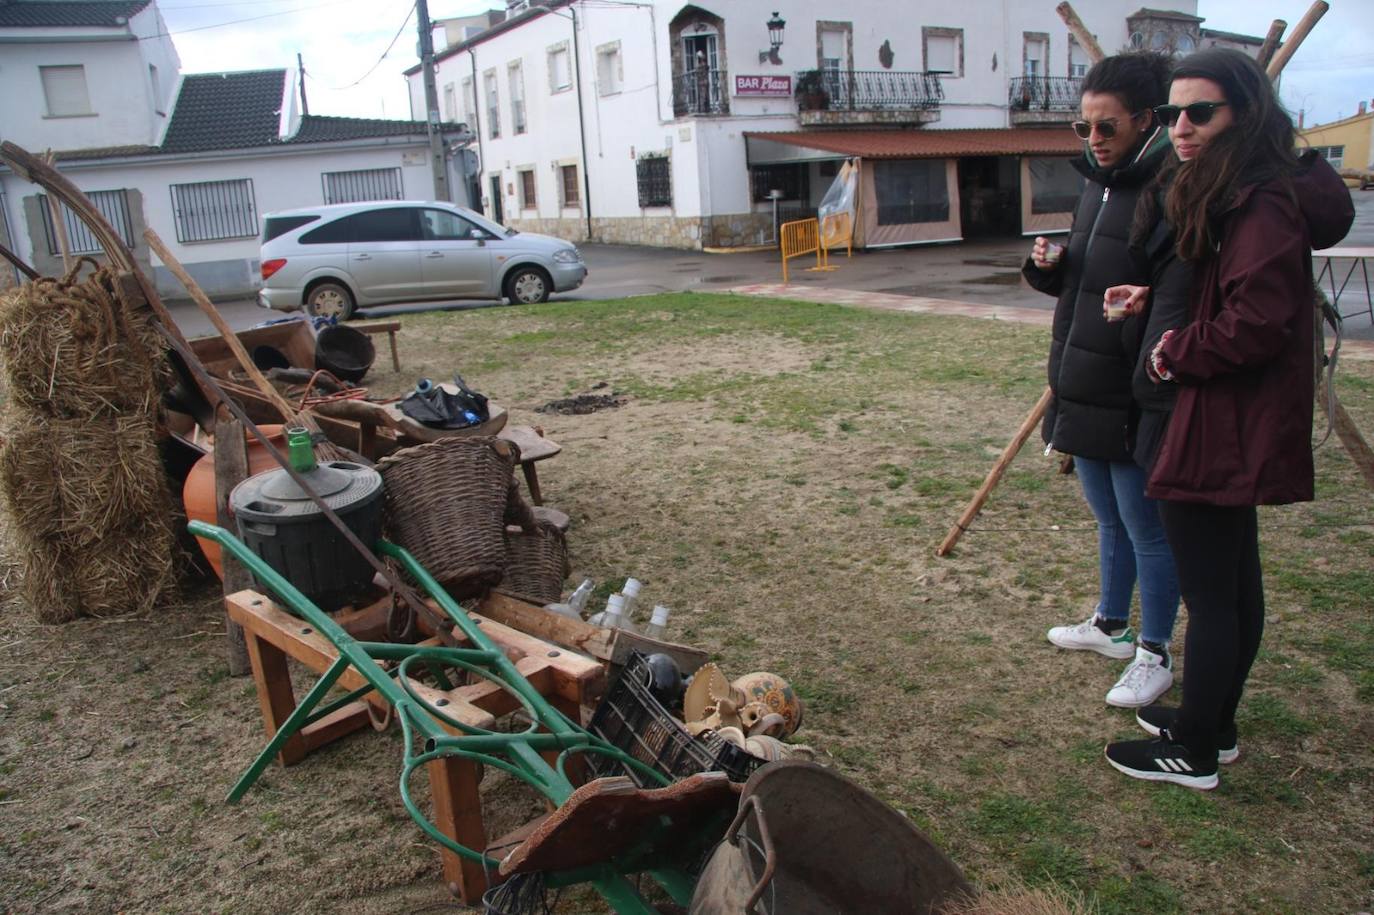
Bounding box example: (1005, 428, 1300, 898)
(1322, 382, 1374, 491)
(144, 228, 299, 419)
(1256, 20, 1287, 70)
(1056, 3, 1106, 66)
(0, 240, 39, 280)
(41, 152, 73, 275)
(214, 416, 253, 676)
(1266, 1, 1328, 80)
(936, 386, 1054, 557)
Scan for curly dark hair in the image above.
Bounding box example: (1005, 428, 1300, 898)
(1080, 50, 1174, 116)
(1160, 48, 1299, 261)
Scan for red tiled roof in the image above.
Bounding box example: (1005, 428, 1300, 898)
(743, 128, 1083, 159)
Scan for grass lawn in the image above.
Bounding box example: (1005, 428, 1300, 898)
(1, 292, 1370, 913)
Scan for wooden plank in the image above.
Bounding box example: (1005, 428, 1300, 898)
(242, 630, 307, 766)
(449, 604, 605, 705)
(214, 417, 253, 677)
(479, 591, 615, 660)
(226, 591, 496, 730)
(334, 594, 393, 641)
(429, 755, 488, 903)
(301, 701, 373, 752)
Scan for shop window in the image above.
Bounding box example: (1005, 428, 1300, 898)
(874, 160, 948, 225)
(1028, 158, 1083, 215)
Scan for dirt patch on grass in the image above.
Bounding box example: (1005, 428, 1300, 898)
(2, 293, 1372, 914)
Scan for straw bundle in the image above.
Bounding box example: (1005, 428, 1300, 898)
(0, 264, 178, 622)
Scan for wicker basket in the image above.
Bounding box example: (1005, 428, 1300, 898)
(498, 520, 570, 605)
(376, 436, 517, 596)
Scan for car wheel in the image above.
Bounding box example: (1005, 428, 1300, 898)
(504, 266, 551, 305)
(305, 281, 355, 320)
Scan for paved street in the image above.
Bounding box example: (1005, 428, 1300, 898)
(169, 189, 1374, 341)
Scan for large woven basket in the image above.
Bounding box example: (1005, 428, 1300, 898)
(376, 436, 518, 596)
(499, 520, 570, 606)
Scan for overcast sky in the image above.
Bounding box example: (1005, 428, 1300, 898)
(162, 0, 1373, 127)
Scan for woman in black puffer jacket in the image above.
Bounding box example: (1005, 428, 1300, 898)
(1021, 52, 1181, 710)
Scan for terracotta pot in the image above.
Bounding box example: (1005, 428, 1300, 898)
(182, 424, 286, 578)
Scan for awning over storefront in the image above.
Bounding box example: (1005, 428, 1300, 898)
(743, 128, 1082, 165)
(744, 128, 1084, 246)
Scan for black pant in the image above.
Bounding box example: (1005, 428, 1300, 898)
(1158, 501, 1265, 756)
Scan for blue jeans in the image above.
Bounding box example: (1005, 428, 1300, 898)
(1075, 457, 1180, 645)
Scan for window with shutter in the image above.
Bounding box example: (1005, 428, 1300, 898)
(40, 65, 93, 117)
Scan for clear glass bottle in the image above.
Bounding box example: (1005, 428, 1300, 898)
(621, 577, 643, 619)
(642, 604, 671, 639)
(600, 593, 628, 631)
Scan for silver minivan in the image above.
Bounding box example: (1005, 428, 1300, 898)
(257, 201, 587, 319)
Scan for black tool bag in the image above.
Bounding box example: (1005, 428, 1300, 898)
(398, 375, 490, 429)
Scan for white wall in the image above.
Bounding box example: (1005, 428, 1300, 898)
(1, 141, 443, 295)
(406, 0, 1200, 229)
(0, 5, 182, 153)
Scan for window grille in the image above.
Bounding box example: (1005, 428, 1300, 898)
(170, 178, 257, 243)
(559, 165, 580, 207)
(485, 72, 501, 138)
(636, 156, 671, 208)
(750, 164, 809, 203)
(39, 189, 133, 255)
(322, 167, 404, 205)
(1311, 145, 1345, 169)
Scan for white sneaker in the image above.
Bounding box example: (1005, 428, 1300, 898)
(1047, 614, 1135, 659)
(1106, 646, 1174, 708)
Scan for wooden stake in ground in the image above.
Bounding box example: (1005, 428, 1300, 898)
(1256, 20, 1288, 70)
(1056, 2, 1106, 65)
(936, 387, 1053, 557)
(1266, 1, 1328, 79)
(214, 417, 253, 676)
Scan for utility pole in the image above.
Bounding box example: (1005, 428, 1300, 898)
(416, 0, 452, 201)
(296, 52, 309, 115)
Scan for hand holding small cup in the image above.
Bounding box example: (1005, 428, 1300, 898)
(1031, 236, 1064, 272)
(1103, 284, 1149, 322)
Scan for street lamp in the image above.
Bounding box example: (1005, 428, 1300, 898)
(760, 12, 786, 65)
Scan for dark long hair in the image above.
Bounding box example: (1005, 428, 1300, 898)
(1158, 48, 1298, 261)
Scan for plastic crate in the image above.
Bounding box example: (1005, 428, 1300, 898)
(588, 652, 764, 787)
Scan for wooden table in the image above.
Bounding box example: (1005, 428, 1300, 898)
(498, 426, 562, 505)
(225, 589, 604, 903)
(351, 319, 403, 372)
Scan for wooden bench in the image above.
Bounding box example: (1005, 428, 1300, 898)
(351, 319, 402, 372)
(498, 426, 561, 505)
(225, 589, 605, 903)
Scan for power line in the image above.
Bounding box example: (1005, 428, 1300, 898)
(139, 0, 363, 39)
(315, 2, 417, 91)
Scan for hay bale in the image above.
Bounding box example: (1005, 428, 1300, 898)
(1, 412, 168, 544)
(0, 264, 178, 622)
(0, 266, 166, 419)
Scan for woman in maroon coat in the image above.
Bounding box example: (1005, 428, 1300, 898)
(1103, 48, 1354, 789)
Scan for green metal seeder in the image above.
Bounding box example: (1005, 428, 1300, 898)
(189, 521, 700, 913)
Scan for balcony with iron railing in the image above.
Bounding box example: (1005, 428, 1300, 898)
(672, 68, 729, 117)
(1008, 76, 1082, 124)
(795, 69, 943, 127)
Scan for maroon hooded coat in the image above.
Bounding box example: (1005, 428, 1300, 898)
(1146, 153, 1354, 506)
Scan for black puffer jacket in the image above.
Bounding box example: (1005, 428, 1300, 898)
(1023, 129, 1173, 461)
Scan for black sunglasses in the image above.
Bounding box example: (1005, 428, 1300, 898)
(1070, 111, 1147, 140)
(1153, 101, 1229, 127)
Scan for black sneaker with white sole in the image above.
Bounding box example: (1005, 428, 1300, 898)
(1105, 733, 1219, 790)
(1135, 705, 1239, 764)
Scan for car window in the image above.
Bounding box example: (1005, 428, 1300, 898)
(420, 208, 484, 241)
(299, 214, 357, 245)
(262, 214, 318, 243)
(352, 208, 421, 242)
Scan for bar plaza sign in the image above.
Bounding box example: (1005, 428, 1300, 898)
(733, 74, 792, 97)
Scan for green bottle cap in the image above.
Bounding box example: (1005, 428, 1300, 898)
(285, 426, 317, 473)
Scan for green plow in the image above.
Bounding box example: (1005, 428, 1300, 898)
(189, 521, 703, 913)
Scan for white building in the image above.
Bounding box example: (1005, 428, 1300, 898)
(0, 0, 470, 296)
(407, 1, 1260, 249)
